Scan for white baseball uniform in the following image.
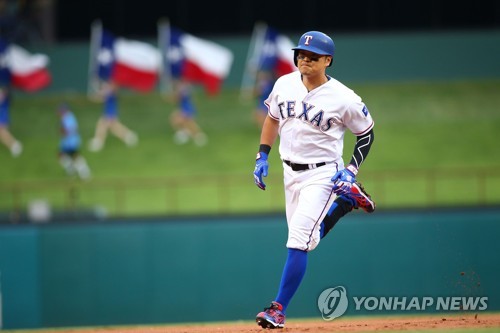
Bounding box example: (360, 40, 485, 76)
(265, 70, 374, 251)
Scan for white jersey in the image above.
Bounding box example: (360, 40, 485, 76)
(265, 71, 374, 165)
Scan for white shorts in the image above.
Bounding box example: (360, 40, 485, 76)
(283, 162, 340, 251)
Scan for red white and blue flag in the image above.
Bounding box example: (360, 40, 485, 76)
(258, 26, 296, 77)
(158, 22, 233, 95)
(90, 22, 161, 92)
(240, 23, 296, 97)
(0, 38, 51, 92)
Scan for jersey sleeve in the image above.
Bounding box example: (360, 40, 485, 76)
(344, 99, 374, 135)
(263, 87, 280, 121)
(264, 79, 281, 120)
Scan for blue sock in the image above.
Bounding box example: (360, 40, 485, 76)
(275, 248, 308, 312)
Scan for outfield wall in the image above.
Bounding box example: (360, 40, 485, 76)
(0, 208, 499, 329)
(28, 29, 500, 95)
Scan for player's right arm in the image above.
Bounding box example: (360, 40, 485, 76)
(254, 115, 279, 190)
(260, 115, 279, 148)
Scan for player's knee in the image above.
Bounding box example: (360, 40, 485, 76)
(286, 232, 320, 252)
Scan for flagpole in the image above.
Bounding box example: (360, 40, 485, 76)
(157, 18, 172, 96)
(239, 21, 267, 101)
(87, 19, 102, 98)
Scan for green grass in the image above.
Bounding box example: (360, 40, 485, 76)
(1, 79, 500, 217)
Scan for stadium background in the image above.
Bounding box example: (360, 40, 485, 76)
(0, 0, 500, 330)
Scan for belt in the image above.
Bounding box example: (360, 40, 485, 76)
(283, 160, 326, 171)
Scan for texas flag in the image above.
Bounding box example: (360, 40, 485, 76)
(159, 23, 233, 95)
(91, 23, 160, 92)
(240, 23, 296, 98)
(0, 38, 51, 92)
(258, 25, 296, 77)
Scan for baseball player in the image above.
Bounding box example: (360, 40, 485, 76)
(253, 31, 376, 329)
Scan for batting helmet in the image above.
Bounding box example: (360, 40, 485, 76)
(292, 31, 335, 67)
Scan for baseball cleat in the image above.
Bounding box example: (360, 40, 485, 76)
(256, 301, 285, 329)
(351, 182, 376, 213)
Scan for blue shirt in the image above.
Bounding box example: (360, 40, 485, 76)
(178, 85, 196, 117)
(60, 111, 81, 151)
(103, 92, 118, 119)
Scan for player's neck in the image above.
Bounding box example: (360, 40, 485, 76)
(301, 74, 329, 92)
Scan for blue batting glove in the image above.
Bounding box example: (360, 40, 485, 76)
(331, 165, 357, 196)
(253, 152, 269, 190)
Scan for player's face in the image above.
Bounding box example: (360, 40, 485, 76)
(296, 51, 330, 76)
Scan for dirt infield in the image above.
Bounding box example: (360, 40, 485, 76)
(31, 312, 500, 333)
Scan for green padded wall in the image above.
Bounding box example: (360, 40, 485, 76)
(0, 208, 499, 329)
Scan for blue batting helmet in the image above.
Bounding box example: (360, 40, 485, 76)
(292, 31, 335, 67)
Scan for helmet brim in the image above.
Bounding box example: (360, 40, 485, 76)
(292, 45, 332, 56)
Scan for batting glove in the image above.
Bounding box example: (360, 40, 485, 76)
(253, 152, 269, 190)
(331, 165, 358, 196)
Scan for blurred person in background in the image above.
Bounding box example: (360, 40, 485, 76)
(88, 80, 138, 152)
(57, 103, 91, 180)
(253, 69, 275, 128)
(0, 75, 22, 157)
(169, 78, 207, 146)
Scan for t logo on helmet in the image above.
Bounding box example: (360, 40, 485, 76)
(304, 35, 313, 45)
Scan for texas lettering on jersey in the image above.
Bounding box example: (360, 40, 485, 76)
(265, 72, 374, 141)
(276, 100, 336, 132)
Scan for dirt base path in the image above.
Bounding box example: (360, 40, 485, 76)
(37, 312, 500, 333)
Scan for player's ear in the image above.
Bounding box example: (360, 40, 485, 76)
(326, 56, 332, 67)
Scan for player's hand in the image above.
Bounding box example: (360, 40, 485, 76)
(253, 152, 269, 190)
(331, 165, 357, 196)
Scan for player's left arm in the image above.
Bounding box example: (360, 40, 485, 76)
(347, 128, 374, 171)
(342, 101, 375, 174)
(331, 129, 374, 194)
(332, 100, 375, 194)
